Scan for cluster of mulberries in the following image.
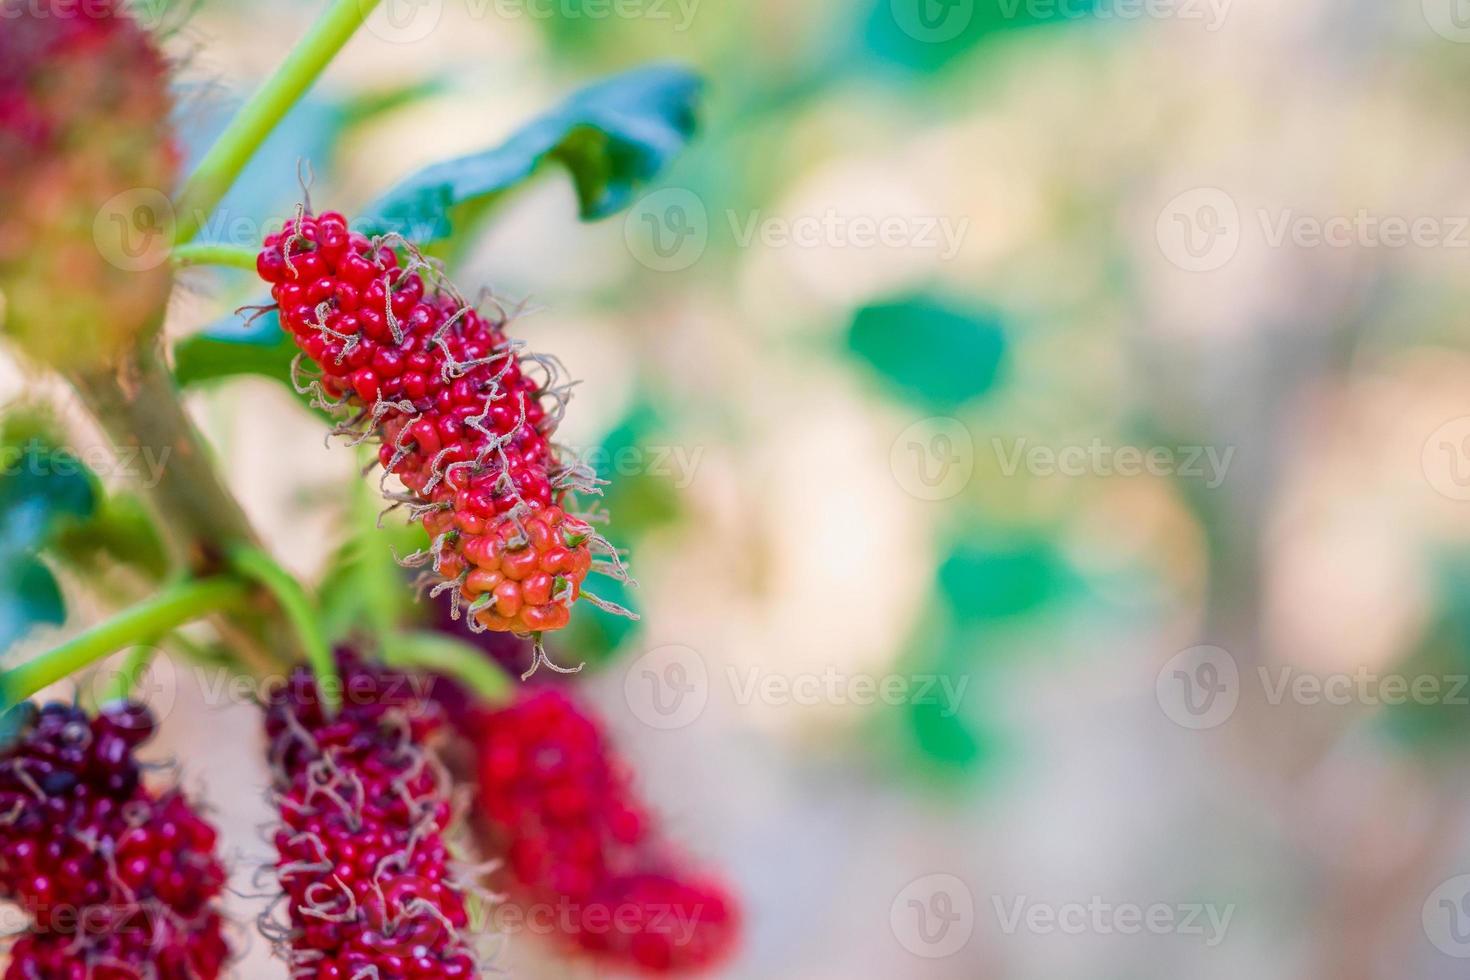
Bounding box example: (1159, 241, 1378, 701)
(0, 702, 230, 979)
(476, 689, 738, 973)
(0, 0, 178, 371)
(256, 211, 626, 649)
(262, 659, 480, 978)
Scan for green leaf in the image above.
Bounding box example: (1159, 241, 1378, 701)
(0, 436, 97, 653)
(937, 539, 1069, 624)
(561, 574, 641, 670)
(0, 454, 94, 555)
(861, 0, 1098, 74)
(173, 308, 299, 390)
(0, 558, 65, 654)
(847, 295, 1005, 409)
(51, 493, 170, 582)
(319, 480, 427, 645)
(358, 65, 704, 241)
(906, 690, 985, 769)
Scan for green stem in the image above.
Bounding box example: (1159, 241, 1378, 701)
(382, 631, 512, 705)
(171, 242, 260, 270)
(173, 0, 384, 244)
(1, 578, 250, 707)
(230, 547, 339, 711)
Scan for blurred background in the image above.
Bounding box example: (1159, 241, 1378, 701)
(8, 0, 1470, 976)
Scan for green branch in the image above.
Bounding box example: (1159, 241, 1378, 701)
(1, 578, 250, 707)
(171, 242, 260, 271)
(230, 547, 339, 712)
(173, 0, 384, 244)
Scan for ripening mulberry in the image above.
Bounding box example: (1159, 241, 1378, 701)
(0, 701, 231, 979)
(0, 0, 179, 370)
(476, 689, 739, 974)
(255, 210, 629, 650)
(262, 657, 481, 978)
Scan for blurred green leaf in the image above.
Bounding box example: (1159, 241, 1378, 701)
(1380, 554, 1470, 750)
(593, 400, 685, 538)
(319, 482, 428, 646)
(359, 65, 704, 241)
(0, 558, 65, 653)
(862, 0, 1098, 73)
(0, 434, 97, 652)
(906, 688, 985, 768)
(173, 308, 297, 390)
(561, 573, 641, 670)
(51, 493, 170, 582)
(938, 538, 1070, 624)
(848, 296, 1005, 409)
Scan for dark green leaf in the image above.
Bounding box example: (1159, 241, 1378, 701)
(359, 65, 704, 241)
(51, 493, 170, 582)
(847, 295, 1005, 409)
(0, 558, 64, 653)
(173, 308, 299, 390)
(0, 431, 96, 652)
(560, 574, 640, 669)
(0, 448, 96, 559)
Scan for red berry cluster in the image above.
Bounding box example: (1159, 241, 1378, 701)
(0, 702, 230, 979)
(477, 689, 739, 973)
(256, 211, 619, 645)
(263, 659, 480, 979)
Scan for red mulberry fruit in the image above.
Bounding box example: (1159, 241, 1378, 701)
(476, 688, 739, 974)
(255, 210, 631, 658)
(262, 657, 481, 978)
(0, 701, 230, 979)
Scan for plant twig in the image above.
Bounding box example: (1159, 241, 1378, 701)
(172, 0, 384, 244)
(1, 578, 249, 707)
(230, 546, 339, 712)
(171, 242, 260, 270)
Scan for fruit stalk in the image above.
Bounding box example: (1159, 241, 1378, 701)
(172, 0, 384, 244)
(0, 577, 249, 706)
